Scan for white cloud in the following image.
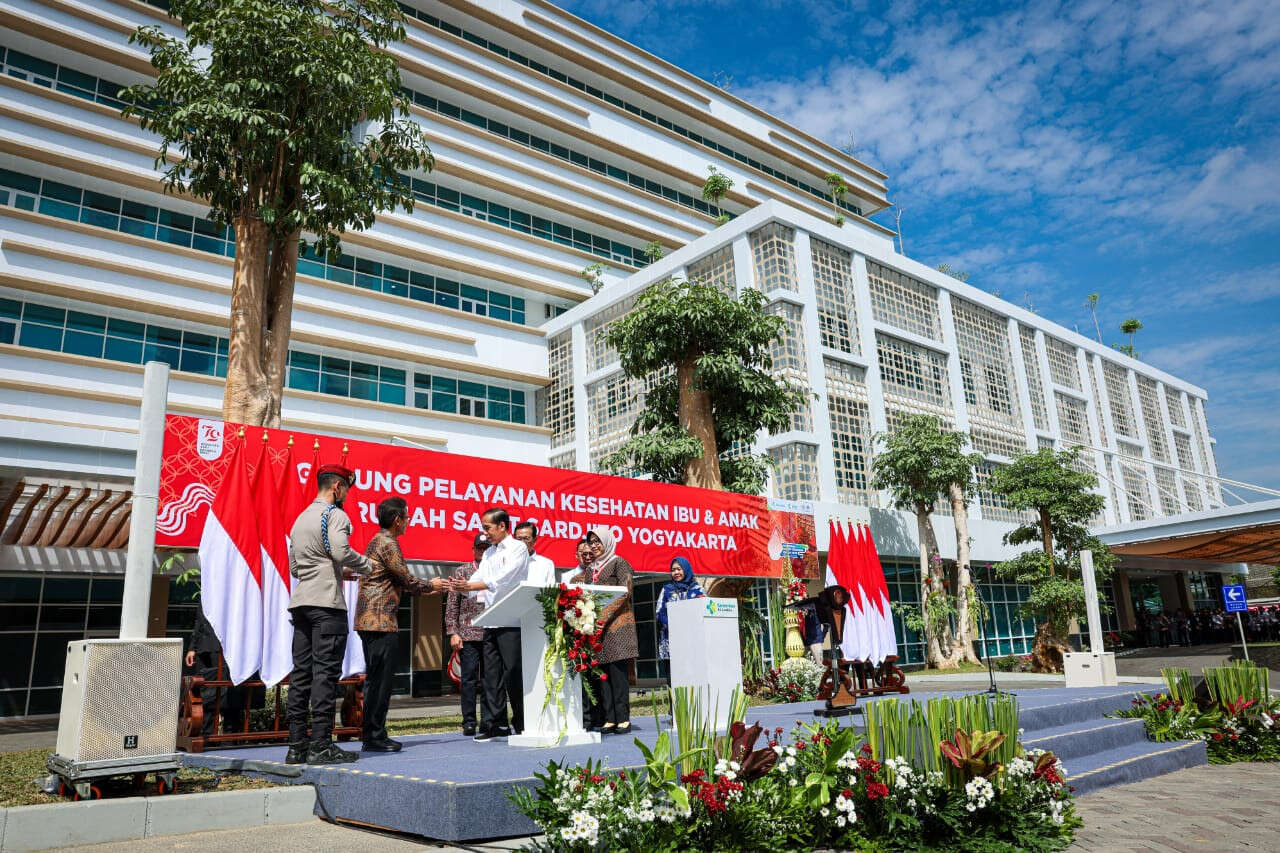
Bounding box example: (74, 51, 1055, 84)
(739, 0, 1280, 233)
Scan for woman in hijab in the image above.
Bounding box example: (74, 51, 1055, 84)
(656, 556, 705, 663)
(583, 526, 637, 734)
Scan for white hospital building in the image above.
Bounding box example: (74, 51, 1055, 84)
(0, 0, 1267, 716)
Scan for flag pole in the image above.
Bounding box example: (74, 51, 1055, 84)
(120, 361, 170, 639)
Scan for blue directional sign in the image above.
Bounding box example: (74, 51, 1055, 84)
(1222, 584, 1248, 613)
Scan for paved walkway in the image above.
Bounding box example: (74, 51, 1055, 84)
(53, 762, 1280, 852)
(1114, 643, 1280, 681)
(1069, 762, 1280, 851)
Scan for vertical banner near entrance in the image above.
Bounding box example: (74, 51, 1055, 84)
(156, 415, 818, 578)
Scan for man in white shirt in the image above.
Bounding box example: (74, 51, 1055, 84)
(447, 508, 530, 740)
(514, 521, 556, 587)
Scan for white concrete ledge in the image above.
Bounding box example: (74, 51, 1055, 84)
(0, 786, 316, 852)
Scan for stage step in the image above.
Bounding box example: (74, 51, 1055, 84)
(1062, 737, 1208, 796)
(1020, 717, 1150, 763)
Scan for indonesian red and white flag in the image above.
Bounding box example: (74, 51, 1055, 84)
(826, 520, 863, 659)
(859, 524, 897, 664)
(198, 437, 263, 685)
(253, 439, 293, 687)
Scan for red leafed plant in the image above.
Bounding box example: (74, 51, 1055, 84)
(939, 728, 1007, 782)
(728, 721, 779, 781)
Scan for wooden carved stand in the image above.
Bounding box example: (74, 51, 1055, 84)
(177, 656, 365, 753)
(814, 655, 910, 717)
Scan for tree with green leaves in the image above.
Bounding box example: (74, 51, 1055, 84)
(824, 172, 848, 226)
(702, 166, 733, 225)
(871, 414, 984, 668)
(936, 263, 970, 283)
(1118, 318, 1144, 358)
(124, 0, 433, 427)
(602, 278, 804, 494)
(990, 448, 1112, 672)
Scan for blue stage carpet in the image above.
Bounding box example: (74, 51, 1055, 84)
(182, 685, 1202, 842)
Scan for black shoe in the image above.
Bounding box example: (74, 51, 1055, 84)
(284, 741, 309, 764)
(308, 741, 359, 764)
(362, 739, 402, 752)
(473, 726, 511, 742)
(462, 725, 476, 737)
(613, 722, 632, 735)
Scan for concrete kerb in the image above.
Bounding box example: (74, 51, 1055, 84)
(0, 785, 317, 852)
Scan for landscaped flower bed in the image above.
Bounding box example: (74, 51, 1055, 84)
(1114, 661, 1280, 763)
(513, 692, 1080, 851)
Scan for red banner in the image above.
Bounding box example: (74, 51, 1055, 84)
(156, 415, 818, 578)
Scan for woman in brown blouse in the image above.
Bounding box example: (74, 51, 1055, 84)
(583, 526, 637, 734)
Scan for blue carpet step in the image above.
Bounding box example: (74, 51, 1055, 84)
(1020, 717, 1150, 763)
(1016, 686, 1160, 732)
(1063, 737, 1207, 796)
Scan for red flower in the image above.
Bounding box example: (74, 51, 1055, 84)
(866, 781, 889, 800)
(600, 672, 609, 681)
(860, 743, 873, 756)
(841, 788, 853, 799)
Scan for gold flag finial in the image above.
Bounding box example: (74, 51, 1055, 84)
(287, 435, 294, 447)
(237, 427, 245, 439)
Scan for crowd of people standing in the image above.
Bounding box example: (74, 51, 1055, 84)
(1134, 604, 1280, 648)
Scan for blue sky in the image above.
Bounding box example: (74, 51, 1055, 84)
(556, 0, 1280, 495)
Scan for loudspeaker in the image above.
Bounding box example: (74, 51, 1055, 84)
(54, 639, 183, 763)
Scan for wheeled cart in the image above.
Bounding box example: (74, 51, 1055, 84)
(46, 752, 182, 801)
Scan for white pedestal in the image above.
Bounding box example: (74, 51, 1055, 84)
(1064, 651, 1117, 687)
(473, 581, 624, 747)
(668, 597, 742, 728)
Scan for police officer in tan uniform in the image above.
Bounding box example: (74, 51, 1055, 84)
(285, 464, 372, 765)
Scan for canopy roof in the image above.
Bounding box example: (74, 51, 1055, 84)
(1096, 499, 1280, 565)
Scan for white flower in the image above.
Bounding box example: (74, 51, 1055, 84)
(566, 810, 599, 846)
(964, 776, 995, 811)
(820, 808, 830, 817)
(835, 816, 847, 828)
(1006, 757, 1034, 779)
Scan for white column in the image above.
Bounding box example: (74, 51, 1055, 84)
(570, 321, 591, 471)
(1155, 383, 1188, 513)
(850, 255, 890, 507)
(793, 230, 838, 503)
(1089, 354, 1118, 451)
(935, 290, 971, 434)
(850, 255, 888, 436)
(1006, 318, 1038, 451)
(731, 235, 754, 295)
(120, 361, 170, 640)
(1075, 348, 1113, 522)
(1126, 370, 1162, 515)
(1080, 550, 1105, 653)
(1034, 331, 1061, 438)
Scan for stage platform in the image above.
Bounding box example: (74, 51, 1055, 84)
(182, 685, 1204, 842)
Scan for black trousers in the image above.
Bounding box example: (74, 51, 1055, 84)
(481, 627, 523, 732)
(196, 653, 245, 737)
(583, 671, 604, 727)
(599, 659, 630, 725)
(458, 640, 486, 729)
(359, 630, 398, 744)
(286, 606, 348, 744)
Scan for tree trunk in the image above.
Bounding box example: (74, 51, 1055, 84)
(1040, 508, 1054, 571)
(948, 483, 981, 664)
(677, 357, 722, 490)
(223, 211, 274, 426)
(916, 505, 954, 668)
(1031, 620, 1072, 673)
(260, 230, 300, 428)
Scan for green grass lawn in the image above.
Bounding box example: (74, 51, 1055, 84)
(0, 748, 275, 808)
(905, 661, 991, 677)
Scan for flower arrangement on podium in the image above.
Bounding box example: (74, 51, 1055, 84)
(536, 584, 608, 733)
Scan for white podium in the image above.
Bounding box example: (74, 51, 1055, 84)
(668, 597, 742, 728)
(473, 580, 625, 747)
